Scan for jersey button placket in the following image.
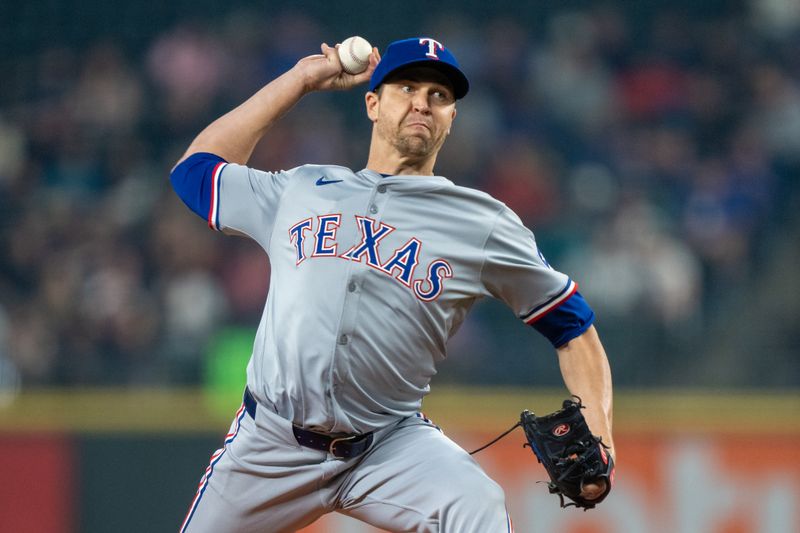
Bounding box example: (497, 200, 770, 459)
(369, 182, 388, 218)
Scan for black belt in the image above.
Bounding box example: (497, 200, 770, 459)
(243, 387, 373, 459)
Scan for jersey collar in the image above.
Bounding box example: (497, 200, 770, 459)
(357, 168, 453, 192)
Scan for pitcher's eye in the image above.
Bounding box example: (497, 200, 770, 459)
(433, 90, 454, 103)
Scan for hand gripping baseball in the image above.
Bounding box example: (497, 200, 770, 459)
(295, 42, 380, 93)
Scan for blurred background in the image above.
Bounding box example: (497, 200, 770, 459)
(0, 0, 798, 532)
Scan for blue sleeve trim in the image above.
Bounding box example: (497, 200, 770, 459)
(169, 152, 227, 221)
(530, 291, 595, 348)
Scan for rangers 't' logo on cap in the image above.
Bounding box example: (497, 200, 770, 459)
(419, 37, 444, 59)
(553, 424, 570, 437)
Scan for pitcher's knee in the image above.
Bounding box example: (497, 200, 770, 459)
(441, 479, 508, 532)
(466, 479, 507, 514)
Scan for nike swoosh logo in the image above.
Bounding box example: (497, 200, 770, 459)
(316, 176, 343, 186)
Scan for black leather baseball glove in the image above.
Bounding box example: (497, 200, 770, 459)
(520, 397, 614, 509)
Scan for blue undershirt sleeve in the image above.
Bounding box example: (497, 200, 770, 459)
(169, 152, 227, 220)
(530, 291, 595, 348)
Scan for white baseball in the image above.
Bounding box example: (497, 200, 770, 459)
(338, 36, 372, 75)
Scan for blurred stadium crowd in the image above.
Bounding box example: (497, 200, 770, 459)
(0, 2, 798, 388)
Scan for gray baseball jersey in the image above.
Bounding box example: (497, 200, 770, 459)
(209, 162, 576, 434)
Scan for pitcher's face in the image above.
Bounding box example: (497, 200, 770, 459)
(367, 67, 457, 159)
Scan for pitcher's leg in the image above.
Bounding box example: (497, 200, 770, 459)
(180, 404, 345, 533)
(338, 418, 512, 533)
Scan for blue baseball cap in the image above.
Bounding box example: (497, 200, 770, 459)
(369, 37, 469, 99)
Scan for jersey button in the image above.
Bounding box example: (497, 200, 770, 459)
(369, 205, 378, 214)
(348, 281, 357, 292)
(377, 185, 387, 193)
(338, 334, 349, 345)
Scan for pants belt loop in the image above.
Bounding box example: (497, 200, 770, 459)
(243, 387, 257, 419)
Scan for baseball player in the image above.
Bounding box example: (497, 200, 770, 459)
(171, 37, 615, 532)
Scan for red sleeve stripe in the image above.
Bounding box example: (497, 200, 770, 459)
(522, 279, 578, 325)
(207, 162, 226, 231)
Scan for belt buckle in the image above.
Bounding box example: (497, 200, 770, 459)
(329, 434, 358, 458)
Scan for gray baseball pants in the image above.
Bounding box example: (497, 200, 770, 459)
(180, 399, 512, 532)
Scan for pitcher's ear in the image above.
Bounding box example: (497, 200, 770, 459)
(366, 91, 380, 122)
